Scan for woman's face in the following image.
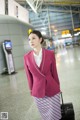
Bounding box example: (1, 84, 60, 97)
(28, 33, 42, 49)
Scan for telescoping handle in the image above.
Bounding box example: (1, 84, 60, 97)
(60, 92, 64, 105)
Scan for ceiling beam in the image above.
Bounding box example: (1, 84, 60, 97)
(43, 1, 80, 6)
(25, 0, 43, 13)
(15, 0, 80, 5)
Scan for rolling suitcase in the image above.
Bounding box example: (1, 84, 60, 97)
(60, 92, 75, 120)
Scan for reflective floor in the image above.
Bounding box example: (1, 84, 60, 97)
(0, 46, 80, 120)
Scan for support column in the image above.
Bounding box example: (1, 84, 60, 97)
(70, 6, 74, 37)
(78, 7, 80, 26)
(47, 6, 52, 37)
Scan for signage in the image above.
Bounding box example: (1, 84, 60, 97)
(74, 28, 80, 31)
(62, 30, 70, 35)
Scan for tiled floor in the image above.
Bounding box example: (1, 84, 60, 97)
(0, 46, 80, 120)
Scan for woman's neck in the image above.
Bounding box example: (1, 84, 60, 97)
(33, 46, 42, 55)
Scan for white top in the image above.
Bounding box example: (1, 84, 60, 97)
(33, 48, 42, 67)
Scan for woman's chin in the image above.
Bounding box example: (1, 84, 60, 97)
(30, 45, 36, 49)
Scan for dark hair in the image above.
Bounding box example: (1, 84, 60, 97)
(29, 30, 44, 44)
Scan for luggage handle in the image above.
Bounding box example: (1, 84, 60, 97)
(60, 92, 64, 105)
(61, 92, 66, 112)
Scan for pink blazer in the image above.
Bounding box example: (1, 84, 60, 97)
(24, 48, 60, 98)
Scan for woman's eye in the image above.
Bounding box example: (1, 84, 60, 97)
(33, 37, 35, 39)
(28, 37, 35, 41)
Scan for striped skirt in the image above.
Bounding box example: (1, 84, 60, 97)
(34, 93, 62, 120)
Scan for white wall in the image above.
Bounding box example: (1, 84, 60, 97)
(8, 0, 29, 23)
(0, 0, 5, 15)
(8, 0, 14, 16)
(0, 15, 32, 74)
(14, 1, 29, 23)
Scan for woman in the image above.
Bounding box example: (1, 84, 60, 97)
(24, 30, 62, 120)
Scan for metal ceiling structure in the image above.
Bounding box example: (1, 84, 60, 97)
(15, 0, 80, 13)
(25, 0, 44, 13)
(15, 0, 80, 5)
(15, 0, 80, 40)
(15, 0, 80, 12)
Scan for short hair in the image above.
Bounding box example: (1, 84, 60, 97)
(29, 30, 44, 44)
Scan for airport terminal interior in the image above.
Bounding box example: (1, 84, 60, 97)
(0, 0, 80, 120)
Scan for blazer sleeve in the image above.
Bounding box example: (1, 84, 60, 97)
(51, 51, 60, 85)
(24, 55, 33, 91)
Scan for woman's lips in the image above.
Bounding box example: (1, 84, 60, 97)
(31, 44, 34, 46)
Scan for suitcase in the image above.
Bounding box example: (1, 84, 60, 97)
(60, 92, 75, 120)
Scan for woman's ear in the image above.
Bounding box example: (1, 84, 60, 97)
(40, 38, 42, 43)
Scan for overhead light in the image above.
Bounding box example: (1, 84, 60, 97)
(54, 29, 58, 32)
(74, 32, 80, 36)
(41, 31, 46, 35)
(41, 28, 47, 30)
(50, 25, 55, 29)
(62, 34, 72, 38)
